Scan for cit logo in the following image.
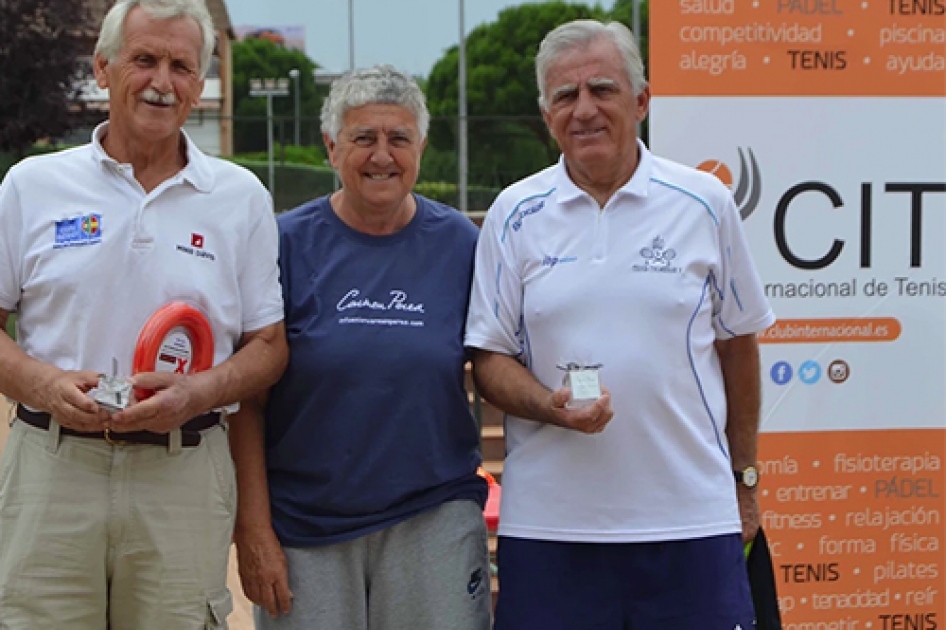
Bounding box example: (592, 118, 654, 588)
(697, 147, 762, 221)
(771, 361, 792, 385)
(799, 360, 821, 384)
(828, 359, 850, 383)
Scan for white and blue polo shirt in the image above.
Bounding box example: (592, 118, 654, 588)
(465, 140, 775, 542)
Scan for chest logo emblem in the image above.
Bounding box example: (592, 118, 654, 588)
(633, 236, 681, 274)
(54, 213, 103, 249)
(176, 232, 216, 261)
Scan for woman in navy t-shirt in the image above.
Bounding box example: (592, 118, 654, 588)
(229, 64, 490, 630)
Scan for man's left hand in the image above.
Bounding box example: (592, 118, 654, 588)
(736, 485, 760, 543)
(107, 372, 207, 433)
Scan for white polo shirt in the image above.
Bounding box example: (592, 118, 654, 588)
(465, 141, 775, 542)
(0, 123, 283, 377)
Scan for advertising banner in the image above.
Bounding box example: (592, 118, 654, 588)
(650, 1, 946, 628)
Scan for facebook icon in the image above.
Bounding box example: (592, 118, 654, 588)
(771, 361, 793, 385)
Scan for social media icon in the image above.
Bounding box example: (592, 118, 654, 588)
(771, 361, 793, 385)
(828, 360, 850, 384)
(799, 360, 821, 384)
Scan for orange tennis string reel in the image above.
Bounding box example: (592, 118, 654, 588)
(131, 302, 214, 401)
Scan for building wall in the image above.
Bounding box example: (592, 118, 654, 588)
(184, 114, 223, 156)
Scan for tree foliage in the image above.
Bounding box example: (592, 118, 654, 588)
(231, 38, 322, 152)
(610, 0, 650, 77)
(423, 1, 650, 188)
(426, 2, 604, 187)
(0, 0, 90, 155)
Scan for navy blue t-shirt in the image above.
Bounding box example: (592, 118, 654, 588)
(267, 194, 487, 547)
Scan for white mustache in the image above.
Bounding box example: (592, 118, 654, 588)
(141, 88, 176, 105)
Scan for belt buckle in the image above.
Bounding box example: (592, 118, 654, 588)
(103, 428, 128, 446)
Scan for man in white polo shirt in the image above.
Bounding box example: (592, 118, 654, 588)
(0, 0, 287, 627)
(465, 19, 775, 630)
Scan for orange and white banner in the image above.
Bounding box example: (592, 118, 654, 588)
(651, 0, 945, 96)
(651, 1, 946, 627)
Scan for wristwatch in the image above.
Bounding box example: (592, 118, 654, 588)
(734, 465, 760, 489)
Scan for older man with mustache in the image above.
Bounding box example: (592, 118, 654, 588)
(0, 1, 287, 628)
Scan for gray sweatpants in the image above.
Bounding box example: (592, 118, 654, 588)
(256, 499, 491, 630)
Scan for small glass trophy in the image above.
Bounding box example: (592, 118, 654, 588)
(88, 357, 133, 411)
(557, 361, 603, 409)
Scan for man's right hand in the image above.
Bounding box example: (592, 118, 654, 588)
(37, 370, 111, 431)
(234, 525, 293, 618)
(547, 386, 614, 434)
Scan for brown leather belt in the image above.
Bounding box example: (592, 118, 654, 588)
(16, 404, 221, 448)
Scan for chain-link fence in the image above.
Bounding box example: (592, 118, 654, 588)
(6, 111, 566, 214)
(227, 113, 560, 213)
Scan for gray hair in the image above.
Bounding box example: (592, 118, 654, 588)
(95, 0, 215, 79)
(535, 20, 647, 110)
(320, 65, 430, 143)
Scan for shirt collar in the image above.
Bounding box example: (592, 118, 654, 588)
(90, 121, 214, 193)
(553, 138, 653, 205)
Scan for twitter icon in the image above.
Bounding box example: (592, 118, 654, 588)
(799, 360, 821, 384)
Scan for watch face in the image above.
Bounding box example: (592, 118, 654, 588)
(743, 467, 759, 488)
